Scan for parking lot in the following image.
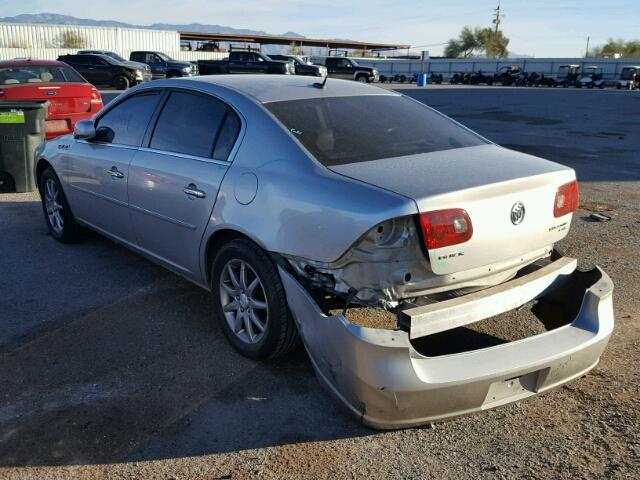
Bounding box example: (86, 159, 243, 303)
(1, 85, 639, 479)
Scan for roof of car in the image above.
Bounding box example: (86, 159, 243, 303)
(178, 74, 397, 103)
(0, 59, 68, 68)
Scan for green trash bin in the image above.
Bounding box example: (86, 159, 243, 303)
(0, 101, 49, 193)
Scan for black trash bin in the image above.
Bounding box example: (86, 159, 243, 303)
(0, 101, 48, 193)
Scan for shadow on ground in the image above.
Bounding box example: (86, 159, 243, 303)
(0, 200, 370, 467)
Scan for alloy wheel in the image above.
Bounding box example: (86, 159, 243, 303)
(44, 178, 64, 235)
(219, 259, 269, 344)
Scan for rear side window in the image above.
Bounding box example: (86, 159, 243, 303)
(150, 91, 229, 158)
(265, 95, 488, 166)
(63, 56, 87, 65)
(213, 112, 241, 160)
(96, 92, 160, 146)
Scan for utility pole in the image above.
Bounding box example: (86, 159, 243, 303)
(492, 1, 503, 33)
(585, 36, 590, 57)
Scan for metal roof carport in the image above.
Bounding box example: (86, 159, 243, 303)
(179, 31, 409, 52)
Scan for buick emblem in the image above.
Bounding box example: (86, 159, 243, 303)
(511, 202, 526, 225)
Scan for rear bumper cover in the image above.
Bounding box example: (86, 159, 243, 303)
(278, 258, 614, 429)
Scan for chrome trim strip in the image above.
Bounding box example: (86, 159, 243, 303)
(76, 140, 138, 151)
(129, 203, 197, 230)
(68, 184, 128, 208)
(137, 147, 231, 166)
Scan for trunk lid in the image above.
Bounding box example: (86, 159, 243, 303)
(0, 83, 94, 115)
(329, 144, 576, 275)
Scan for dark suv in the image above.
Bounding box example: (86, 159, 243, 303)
(77, 50, 152, 81)
(58, 54, 148, 89)
(129, 51, 197, 79)
(321, 57, 379, 83)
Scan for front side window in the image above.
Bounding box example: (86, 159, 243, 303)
(150, 91, 230, 158)
(266, 95, 488, 166)
(96, 92, 160, 146)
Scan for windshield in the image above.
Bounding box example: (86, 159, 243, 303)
(156, 52, 173, 62)
(106, 52, 126, 62)
(266, 95, 488, 166)
(621, 68, 637, 80)
(0, 65, 86, 85)
(349, 59, 360, 67)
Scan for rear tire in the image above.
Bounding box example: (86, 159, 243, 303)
(39, 167, 81, 243)
(114, 75, 130, 90)
(211, 238, 300, 359)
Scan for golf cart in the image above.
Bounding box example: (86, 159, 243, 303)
(578, 66, 605, 88)
(468, 70, 494, 85)
(494, 65, 523, 86)
(617, 66, 640, 90)
(557, 64, 581, 87)
(429, 72, 443, 84)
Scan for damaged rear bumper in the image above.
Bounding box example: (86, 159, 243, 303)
(278, 258, 614, 429)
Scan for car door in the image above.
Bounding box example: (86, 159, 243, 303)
(87, 57, 112, 87)
(327, 58, 350, 79)
(145, 53, 167, 79)
(128, 89, 242, 277)
(65, 91, 163, 243)
(248, 53, 268, 73)
(228, 53, 250, 74)
(65, 56, 94, 83)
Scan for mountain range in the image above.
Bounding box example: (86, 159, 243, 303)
(0, 13, 305, 39)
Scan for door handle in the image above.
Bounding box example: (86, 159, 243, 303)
(108, 166, 124, 179)
(183, 183, 206, 199)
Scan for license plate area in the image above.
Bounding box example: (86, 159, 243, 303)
(483, 368, 548, 407)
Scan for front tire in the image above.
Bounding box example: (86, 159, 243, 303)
(211, 238, 299, 359)
(113, 75, 130, 90)
(356, 74, 368, 83)
(39, 167, 81, 243)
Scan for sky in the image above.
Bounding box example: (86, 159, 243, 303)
(2, 0, 639, 57)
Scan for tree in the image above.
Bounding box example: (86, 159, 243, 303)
(478, 28, 510, 58)
(444, 26, 483, 58)
(60, 30, 86, 49)
(590, 38, 640, 58)
(444, 26, 510, 58)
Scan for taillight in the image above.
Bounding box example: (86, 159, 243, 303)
(0, 89, 4, 98)
(418, 209, 473, 249)
(554, 180, 579, 217)
(90, 88, 102, 103)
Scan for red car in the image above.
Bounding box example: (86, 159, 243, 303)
(0, 59, 103, 139)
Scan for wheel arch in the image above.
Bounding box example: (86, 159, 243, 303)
(35, 158, 53, 190)
(202, 227, 276, 287)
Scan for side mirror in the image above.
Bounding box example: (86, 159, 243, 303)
(74, 120, 96, 140)
(95, 126, 115, 143)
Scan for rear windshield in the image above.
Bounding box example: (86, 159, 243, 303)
(265, 95, 487, 166)
(0, 66, 85, 85)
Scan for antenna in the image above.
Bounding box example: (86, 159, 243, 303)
(313, 74, 329, 89)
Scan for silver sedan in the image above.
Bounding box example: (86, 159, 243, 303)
(35, 75, 614, 429)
